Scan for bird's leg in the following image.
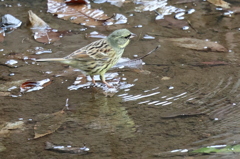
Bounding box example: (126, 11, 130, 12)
(100, 74, 113, 88)
(90, 75, 96, 85)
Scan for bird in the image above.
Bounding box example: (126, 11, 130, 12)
(36, 29, 135, 88)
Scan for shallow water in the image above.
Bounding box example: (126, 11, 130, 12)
(1, 0, 240, 158)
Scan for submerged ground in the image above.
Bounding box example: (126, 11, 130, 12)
(1, 0, 240, 158)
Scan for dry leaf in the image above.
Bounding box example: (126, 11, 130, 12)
(164, 38, 227, 52)
(34, 110, 66, 139)
(47, 0, 113, 26)
(207, 0, 230, 8)
(0, 28, 5, 42)
(28, 10, 69, 44)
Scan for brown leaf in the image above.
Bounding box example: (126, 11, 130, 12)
(156, 16, 188, 28)
(65, 0, 89, 5)
(0, 28, 5, 42)
(34, 110, 66, 139)
(28, 10, 69, 44)
(47, 0, 113, 26)
(28, 10, 49, 29)
(164, 38, 228, 52)
(207, 0, 230, 8)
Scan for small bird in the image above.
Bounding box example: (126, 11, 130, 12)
(36, 29, 135, 88)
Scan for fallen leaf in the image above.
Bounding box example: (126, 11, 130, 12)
(1, 14, 22, 29)
(45, 141, 90, 154)
(47, 0, 113, 27)
(0, 28, 5, 42)
(164, 38, 227, 52)
(20, 79, 52, 93)
(92, 0, 125, 7)
(65, 0, 89, 5)
(2, 121, 24, 130)
(34, 110, 66, 139)
(0, 121, 24, 137)
(28, 10, 69, 44)
(207, 0, 230, 8)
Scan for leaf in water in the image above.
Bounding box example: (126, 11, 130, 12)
(135, 0, 185, 21)
(47, 0, 114, 27)
(20, 79, 52, 93)
(0, 28, 5, 42)
(164, 38, 227, 52)
(156, 16, 188, 28)
(0, 121, 24, 137)
(28, 10, 69, 44)
(34, 110, 66, 139)
(65, 0, 90, 5)
(45, 141, 90, 154)
(207, 0, 230, 8)
(93, 0, 125, 7)
(2, 121, 24, 130)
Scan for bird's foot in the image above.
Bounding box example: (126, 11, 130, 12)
(103, 81, 113, 88)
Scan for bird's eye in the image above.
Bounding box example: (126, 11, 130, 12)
(124, 34, 131, 39)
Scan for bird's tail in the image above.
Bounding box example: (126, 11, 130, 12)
(36, 58, 66, 62)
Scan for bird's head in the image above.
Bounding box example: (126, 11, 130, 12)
(107, 29, 135, 51)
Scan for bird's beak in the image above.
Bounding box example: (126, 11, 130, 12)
(130, 33, 137, 38)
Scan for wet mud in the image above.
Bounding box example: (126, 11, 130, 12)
(1, 0, 240, 159)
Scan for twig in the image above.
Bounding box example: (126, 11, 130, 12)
(137, 45, 161, 60)
(187, 20, 198, 32)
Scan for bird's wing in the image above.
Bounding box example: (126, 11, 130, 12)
(65, 39, 112, 61)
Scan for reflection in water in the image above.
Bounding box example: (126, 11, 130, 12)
(86, 97, 136, 138)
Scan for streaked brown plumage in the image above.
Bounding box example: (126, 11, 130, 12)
(36, 29, 134, 87)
